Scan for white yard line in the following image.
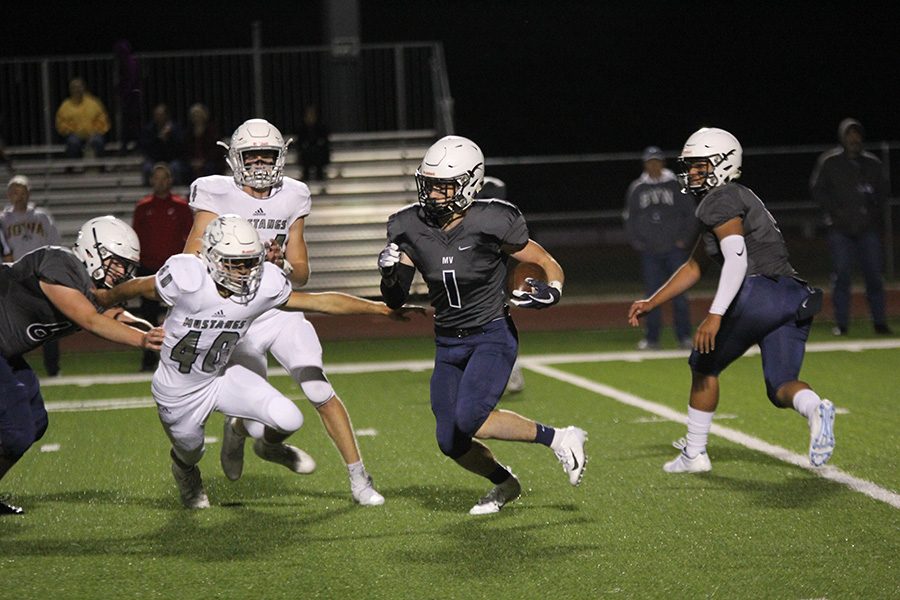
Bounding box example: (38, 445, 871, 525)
(527, 362, 900, 510)
(41, 338, 900, 508)
(38, 338, 900, 388)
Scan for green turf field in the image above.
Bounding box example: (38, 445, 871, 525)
(2, 320, 899, 599)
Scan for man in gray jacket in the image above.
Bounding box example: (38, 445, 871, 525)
(624, 147, 698, 349)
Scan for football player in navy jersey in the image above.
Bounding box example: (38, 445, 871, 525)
(628, 127, 836, 473)
(0, 216, 164, 515)
(378, 135, 587, 515)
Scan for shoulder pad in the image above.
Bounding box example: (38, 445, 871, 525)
(258, 262, 292, 301)
(161, 254, 207, 294)
(190, 175, 237, 210)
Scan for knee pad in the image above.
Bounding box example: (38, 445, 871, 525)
(436, 428, 472, 459)
(0, 425, 37, 459)
(265, 395, 304, 434)
(292, 367, 335, 407)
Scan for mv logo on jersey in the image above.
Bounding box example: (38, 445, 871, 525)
(442, 256, 454, 264)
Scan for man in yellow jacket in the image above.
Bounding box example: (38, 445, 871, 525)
(55, 77, 110, 159)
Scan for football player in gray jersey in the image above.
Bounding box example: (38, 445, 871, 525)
(628, 128, 836, 473)
(378, 135, 587, 515)
(0, 216, 164, 515)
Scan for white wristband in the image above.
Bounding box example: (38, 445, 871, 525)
(548, 280, 563, 295)
(709, 234, 747, 315)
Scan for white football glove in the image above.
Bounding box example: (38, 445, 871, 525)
(378, 242, 401, 277)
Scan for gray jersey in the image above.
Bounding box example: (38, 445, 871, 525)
(0, 247, 97, 357)
(0, 204, 62, 259)
(387, 200, 529, 329)
(696, 183, 795, 277)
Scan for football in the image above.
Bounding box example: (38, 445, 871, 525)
(506, 260, 547, 296)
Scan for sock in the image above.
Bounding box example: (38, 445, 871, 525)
(685, 407, 714, 458)
(347, 460, 368, 485)
(487, 465, 512, 485)
(534, 423, 556, 447)
(792, 388, 822, 421)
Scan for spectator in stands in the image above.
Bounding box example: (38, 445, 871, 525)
(55, 77, 110, 159)
(810, 118, 892, 336)
(297, 105, 330, 182)
(623, 146, 698, 350)
(2, 175, 64, 376)
(185, 103, 226, 183)
(139, 103, 188, 186)
(132, 163, 193, 371)
(0, 216, 163, 515)
(113, 39, 143, 154)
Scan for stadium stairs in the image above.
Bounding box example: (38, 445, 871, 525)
(4, 130, 435, 297)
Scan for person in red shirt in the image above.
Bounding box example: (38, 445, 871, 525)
(132, 162, 193, 371)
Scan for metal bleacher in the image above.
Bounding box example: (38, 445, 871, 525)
(5, 129, 435, 297)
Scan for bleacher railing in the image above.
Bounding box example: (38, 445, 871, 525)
(0, 41, 453, 149)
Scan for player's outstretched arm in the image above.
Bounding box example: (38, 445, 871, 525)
(280, 291, 426, 320)
(39, 282, 164, 351)
(628, 238, 705, 327)
(94, 275, 159, 308)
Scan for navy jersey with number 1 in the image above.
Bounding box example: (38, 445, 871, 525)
(387, 200, 528, 329)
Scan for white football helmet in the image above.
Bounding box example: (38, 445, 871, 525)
(72, 216, 140, 288)
(201, 214, 265, 303)
(677, 127, 742, 197)
(415, 135, 485, 225)
(219, 119, 293, 190)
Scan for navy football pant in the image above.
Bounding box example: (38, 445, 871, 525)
(689, 275, 813, 405)
(0, 355, 48, 459)
(430, 317, 518, 458)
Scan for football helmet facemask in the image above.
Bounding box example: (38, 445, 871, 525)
(201, 214, 265, 304)
(677, 127, 742, 198)
(219, 119, 293, 190)
(72, 216, 140, 288)
(415, 135, 485, 226)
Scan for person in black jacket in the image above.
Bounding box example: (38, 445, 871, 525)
(810, 118, 891, 335)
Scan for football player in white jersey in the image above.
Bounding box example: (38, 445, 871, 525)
(98, 215, 420, 508)
(183, 118, 390, 505)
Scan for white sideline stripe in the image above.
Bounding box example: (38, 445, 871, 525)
(527, 362, 900, 510)
(46, 397, 156, 412)
(36, 338, 900, 388)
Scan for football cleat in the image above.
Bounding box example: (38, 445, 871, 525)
(809, 399, 836, 467)
(0, 499, 24, 515)
(504, 363, 526, 395)
(170, 460, 210, 509)
(252, 439, 316, 474)
(663, 438, 712, 473)
(469, 472, 521, 515)
(551, 426, 588, 485)
(351, 473, 385, 506)
(220, 417, 247, 481)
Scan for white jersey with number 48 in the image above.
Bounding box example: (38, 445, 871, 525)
(151, 254, 292, 399)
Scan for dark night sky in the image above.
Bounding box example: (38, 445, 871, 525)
(4, 1, 899, 157)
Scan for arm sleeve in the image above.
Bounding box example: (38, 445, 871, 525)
(709, 234, 747, 315)
(380, 262, 415, 309)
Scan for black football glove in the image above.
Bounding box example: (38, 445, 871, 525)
(510, 278, 562, 309)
